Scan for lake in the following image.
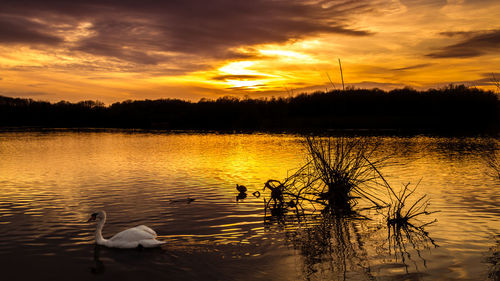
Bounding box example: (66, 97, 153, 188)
(0, 131, 498, 280)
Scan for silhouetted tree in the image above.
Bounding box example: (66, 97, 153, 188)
(0, 85, 498, 133)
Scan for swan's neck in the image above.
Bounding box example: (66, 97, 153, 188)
(95, 215, 109, 245)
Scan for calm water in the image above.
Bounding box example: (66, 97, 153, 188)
(0, 131, 498, 280)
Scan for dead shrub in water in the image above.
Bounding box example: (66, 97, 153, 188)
(384, 180, 438, 227)
(263, 179, 286, 210)
(262, 136, 390, 215)
(381, 179, 438, 271)
(262, 136, 440, 233)
(261, 136, 441, 274)
(301, 136, 388, 209)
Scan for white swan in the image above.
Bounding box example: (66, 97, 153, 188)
(87, 210, 166, 249)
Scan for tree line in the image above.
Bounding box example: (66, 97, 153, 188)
(1, 85, 498, 133)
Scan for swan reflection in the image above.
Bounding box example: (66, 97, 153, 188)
(91, 245, 105, 275)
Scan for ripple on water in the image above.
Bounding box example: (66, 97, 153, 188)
(0, 132, 498, 280)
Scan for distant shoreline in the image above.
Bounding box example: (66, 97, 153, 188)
(1, 85, 498, 136)
(0, 127, 498, 137)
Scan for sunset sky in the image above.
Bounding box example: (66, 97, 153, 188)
(0, 0, 499, 103)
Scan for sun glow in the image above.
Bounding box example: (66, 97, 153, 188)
(218, 61, 261, 76)
(215, 61, 269, 89)
(1, 0, 499, 102)
(258, 49, 316, 63)
(226, 80, 262, 89)
(214, 45, 324, 91)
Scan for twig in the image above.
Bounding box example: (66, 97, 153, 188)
(338, 58, 345, 91)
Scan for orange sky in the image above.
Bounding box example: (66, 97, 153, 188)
(0, 0, 499, 103)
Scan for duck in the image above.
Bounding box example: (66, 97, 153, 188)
(87, 210, 166, 249)
(236, 184, 247, 193)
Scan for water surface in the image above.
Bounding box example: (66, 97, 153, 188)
(0, 131, 498, 280)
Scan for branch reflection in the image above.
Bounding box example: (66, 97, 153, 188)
(386, 221, 438, 273)
(264, 204, 438, 280)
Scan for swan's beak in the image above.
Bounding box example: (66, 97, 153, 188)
(87, 213, 97, 222)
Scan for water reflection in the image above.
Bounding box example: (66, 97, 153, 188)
(258, 136, 443, 279)
(0, 132, 498, 280)
(264, 201, 438, 280)
(289, 213, 373, 281)
(487, 238, 500, 281)
(236, 184, 248, 202)
(89, 243, 170, 278)
(236, 192, 247, 201)
(386, 220, 438, 273)
(91, 245, 105, 275)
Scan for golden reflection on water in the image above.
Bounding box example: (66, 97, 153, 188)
(0, 132, 498, 280)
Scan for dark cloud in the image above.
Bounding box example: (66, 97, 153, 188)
(0, 0, 376, 64)
(400, 0, 447, 8)
(74, 40, 163, 65)
(0, 15, 63, 45)
(477, 73, 500, 88)
(427, 29, 500, 58)
(0, 56, 210, 77)
(0, 89, 49, 97)
(28, 83, 48, 87)
(392, 63, 432, 71)
(211, 75, 268, 81)
(347, 81, 407, 90)
(227, 84, 266, 90)
(439, 31, 481, 38)
(481, 72, 500, 79)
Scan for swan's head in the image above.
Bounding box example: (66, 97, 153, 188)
(87, 210, 106, 222)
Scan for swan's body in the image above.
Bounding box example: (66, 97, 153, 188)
(88, 211, 165, 249)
